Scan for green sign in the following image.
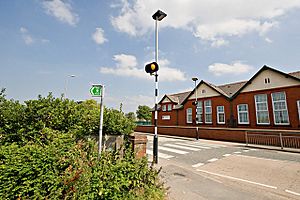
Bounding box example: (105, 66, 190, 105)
(90, 85, 102, 96)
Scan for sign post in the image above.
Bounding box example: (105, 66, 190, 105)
(90, 84, 104, 157)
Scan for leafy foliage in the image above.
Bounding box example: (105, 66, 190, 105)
(0, 91, 165, 199)
(136, 105, 152, 121)
(103, 108, 136, 135)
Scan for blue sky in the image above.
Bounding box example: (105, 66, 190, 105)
(1, 0, 300, 113)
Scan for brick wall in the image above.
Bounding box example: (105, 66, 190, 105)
(135, 125, 300, 143)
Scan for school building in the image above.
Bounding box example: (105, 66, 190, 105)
(136, 65, 300, 143)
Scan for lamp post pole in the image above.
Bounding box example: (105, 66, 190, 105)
(192, 77, 199, 140)
(65, 75, 76, 99)
(152, 10, 167, 164)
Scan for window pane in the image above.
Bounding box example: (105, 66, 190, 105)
(257, 103, 267, 111)
(238, 104, 247, 111)
(255, 94, 267, 102)
(205, 114, 212, 123)
(257, 111, 269, 124)
(204, 100, 211, 106)
(217, 106, 224, 112)
(218, 113, 225, 123)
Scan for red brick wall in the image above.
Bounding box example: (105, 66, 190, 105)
(232, 86, 300, 129)
(154, 85, 300, 130)
(135, 125, 300, 143)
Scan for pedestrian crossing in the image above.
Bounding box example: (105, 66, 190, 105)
(147, 141, 227, 160)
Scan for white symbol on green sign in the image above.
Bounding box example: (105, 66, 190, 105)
(90, 85, 102, 96)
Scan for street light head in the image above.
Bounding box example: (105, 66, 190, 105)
(192, 77, 198, 82)
(69, 75, 76, 78)
(152, 10, 167, 21)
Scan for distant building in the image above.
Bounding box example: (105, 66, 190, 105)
(155, 65, 300, 130)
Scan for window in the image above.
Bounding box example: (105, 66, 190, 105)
(167, 104, 172, 111)
(254, 94, 270, 124)
(271, 92, 289, 125)
(217, 106, 225, 124)
(264, 78, 270, 84)
(204, 100, 212, 123)
(237, 104, 249, 124)
(162, 105, 166, 111)
(186, 108, 192, 123)
(196, 101, 203, 123)
(297, 100, 300, 121)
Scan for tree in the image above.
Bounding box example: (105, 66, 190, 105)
(136, 105, 152, 121)
(125, 112, 136, 121)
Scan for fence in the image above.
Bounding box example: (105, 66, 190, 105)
(245, 130, 300, 149)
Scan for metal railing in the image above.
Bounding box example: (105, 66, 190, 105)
(245, 131, 300, 149)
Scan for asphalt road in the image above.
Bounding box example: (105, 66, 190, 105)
(142, 133, 300, 200)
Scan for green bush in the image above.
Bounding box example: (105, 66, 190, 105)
(103, 108, 136, 136)
(0, 130, 164, 199)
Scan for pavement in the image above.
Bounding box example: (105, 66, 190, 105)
(136, 132, 300, 200)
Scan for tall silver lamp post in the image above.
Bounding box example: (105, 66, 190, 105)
(152, 10, 167, 164)
(192, 77, 199, 140)
(65, 75, 76, 99)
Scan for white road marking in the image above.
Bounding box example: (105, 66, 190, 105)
(164, 143, 201, 151)
(243, 150, 250, 152)
(197, 169, 277, 190)
(223, 154, 231, 157)
(176, 143, 211, 149)
(146, 149, 174, 159)
(159, 146, 189, 154)
(193, 142, 226, 148)
(235, 155, 279, 162)
(285, 189, 300, 196)
(192, 162, 205, 168)
(233, 151, 242, 154)
(207, 158, 219, 162)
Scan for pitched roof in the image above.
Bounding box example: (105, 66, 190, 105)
(232, 65, 300, 98)
(218, 81, 248, 97)
(289, 71, 300, 79)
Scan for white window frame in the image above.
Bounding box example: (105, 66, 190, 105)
(237, 104, 249, 124)
(162, 105, 166, 112)
(297, 100, 300, 121)
(204, 100, 212, 124)
(217, 106, 225, 124)
(271, 92, 290, 125)
(254, 94, 270, 125)
(167, 104, 172, 111)
(196, 101, 203, 124)
(186, 108, 193, 124)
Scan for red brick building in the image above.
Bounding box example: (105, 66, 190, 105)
(154, 65, 300, 130)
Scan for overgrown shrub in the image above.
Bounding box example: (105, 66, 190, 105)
(103, 108, 136, 136)
(0, 130, 164, 199)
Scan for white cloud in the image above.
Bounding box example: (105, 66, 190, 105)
(92, 27, 108, 45)
(42, 0, 78, 26)
(265, 37, 273, 43)
(99, 54, 187, 82)
(111, 0, 300, 46)
(208, 61, 254, 76)
(20, 27, 49, 45)
(20, 27, 34, 45)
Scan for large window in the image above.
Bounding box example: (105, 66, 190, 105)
(237, 104, 249, 124)
(196, 101, 203, 123)
(204, 100, 212, 124)
(297, 100, 300, 121)
(254, 94, 270, 124)
(186, 108, 192, 123)
(162, 105, 166, 111)
(271, 92, 289, 125)
(167, 104, 172, 111)
(217, 106, 225, 124)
